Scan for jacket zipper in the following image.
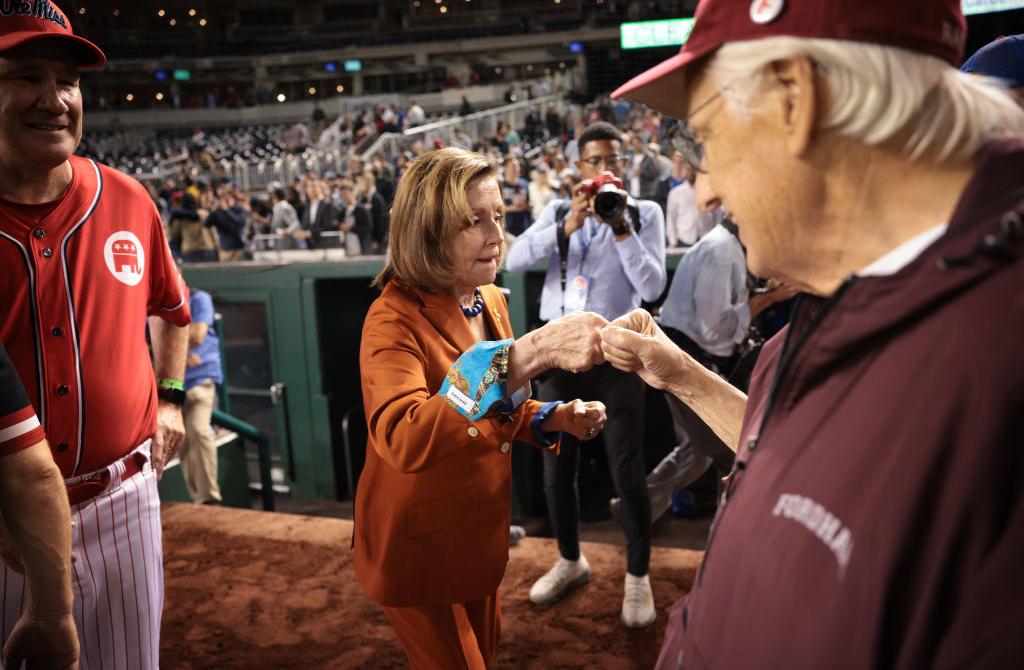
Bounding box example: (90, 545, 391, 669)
(695, 277, 857, 586)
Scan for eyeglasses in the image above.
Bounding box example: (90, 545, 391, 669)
(666, 88, 724, 174)
(580, 154, 629, 168)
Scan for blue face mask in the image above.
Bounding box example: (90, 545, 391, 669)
(439, 339, 522, 422)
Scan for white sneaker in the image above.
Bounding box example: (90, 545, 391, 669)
(621, 573, 656, 628)
(509, 525, 526, 547)
(529, 555, 591, 605)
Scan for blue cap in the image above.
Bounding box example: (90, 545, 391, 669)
(961, 35, 1024, 87)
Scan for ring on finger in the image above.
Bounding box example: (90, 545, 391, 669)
(585, 426, 595, 438)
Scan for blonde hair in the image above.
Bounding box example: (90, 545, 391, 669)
(373, 147, 498, 291)
(709, 37, 1024, 161)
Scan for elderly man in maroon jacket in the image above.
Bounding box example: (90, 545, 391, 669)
(601, 0, 1024, 668)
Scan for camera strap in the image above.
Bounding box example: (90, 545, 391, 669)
(553, 200, 642, 316)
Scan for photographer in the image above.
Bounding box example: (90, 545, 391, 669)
(506, 121, 666, 628)
(205, 184, 250, 261)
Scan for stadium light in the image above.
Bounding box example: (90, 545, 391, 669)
(199, 18, 207, 26)
(962, 0, 1024, 13)
(157, 9, 165, 17)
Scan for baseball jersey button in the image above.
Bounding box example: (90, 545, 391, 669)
(500, 442, 511, 454)
(57, 385, 70, 395)
(56, 442, 68, 452)
(42, 248, 53, 258)
(51, 327, 64, 336)
(33, 228, 45, 238)
(467, 426, 479, 438)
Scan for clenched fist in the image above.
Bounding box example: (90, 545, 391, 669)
(539, 399, 607, 441)
(600, 309, 687, 392)
(507, 312, 608, 390)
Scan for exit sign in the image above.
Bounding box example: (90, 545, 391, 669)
(620, 18, 696, 50)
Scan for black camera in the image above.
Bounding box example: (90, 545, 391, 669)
(582, 171, 629, 222)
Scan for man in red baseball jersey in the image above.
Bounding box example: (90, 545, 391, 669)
(0, 3, 190, 668)
(0, 340, 78, 668)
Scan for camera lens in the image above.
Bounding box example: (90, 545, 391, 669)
(594, 188, 627, 221)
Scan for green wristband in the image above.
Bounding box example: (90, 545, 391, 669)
(157, 378, 184, 391)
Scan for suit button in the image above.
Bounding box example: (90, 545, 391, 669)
(56, 442, 68, 452)
(33, 228, 45, 238)
(51, 327, 64, 336)
(57, 385, 69, 395)
(42, 248, 53, 258)
(500, 442, 511, 454)
(467, 426, 479, 438)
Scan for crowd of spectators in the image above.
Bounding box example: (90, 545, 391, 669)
(131, 92, 720, 263)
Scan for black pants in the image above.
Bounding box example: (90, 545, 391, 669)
(538, 364, 651, 576)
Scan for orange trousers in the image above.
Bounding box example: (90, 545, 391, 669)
(383, 591, 501, 670)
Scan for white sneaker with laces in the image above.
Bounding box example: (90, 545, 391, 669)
(529, 555, 591, 605)
(621, 573, 656, 628)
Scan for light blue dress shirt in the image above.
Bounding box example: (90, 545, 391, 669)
(505, 197, 667, 322)
(657, 224, 750, 358)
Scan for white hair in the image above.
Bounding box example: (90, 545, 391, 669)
(708, 37, 1024, 161)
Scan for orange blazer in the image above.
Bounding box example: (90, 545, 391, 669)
(354, 280, 554, 607)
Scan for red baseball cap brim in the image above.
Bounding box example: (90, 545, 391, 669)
(0, 32, 106, 69)
(612, 0, 966, 114)
(612, 46, 715, 113)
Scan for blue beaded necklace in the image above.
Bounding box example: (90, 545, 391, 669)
(460, 288, 485, 318)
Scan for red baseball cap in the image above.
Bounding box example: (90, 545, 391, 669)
(0, 0, 105, 68)
(613, 0, 966, 112)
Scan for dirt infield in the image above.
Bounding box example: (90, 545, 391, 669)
(160, 503, 701, 669)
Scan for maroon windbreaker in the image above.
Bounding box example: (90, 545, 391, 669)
(660, 139, 1024, 669)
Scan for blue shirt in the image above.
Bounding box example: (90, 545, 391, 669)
(658, 224, 750, 358)
(505, 198, 667, 322)
(185, 290, 223, 389)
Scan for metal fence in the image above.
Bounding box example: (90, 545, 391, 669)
(209, 93, 565, 194)
(360, 94, 565, 163)
(221, 148, 350, 193)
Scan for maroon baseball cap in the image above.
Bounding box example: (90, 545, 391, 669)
(613, 0, 966, 112)
(0, 0, 105, 68)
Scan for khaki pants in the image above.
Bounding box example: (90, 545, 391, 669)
(219, 249, 244, 262)
(180, 380, 221, 503)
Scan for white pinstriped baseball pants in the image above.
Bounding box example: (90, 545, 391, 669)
(0, 441, 163, 669)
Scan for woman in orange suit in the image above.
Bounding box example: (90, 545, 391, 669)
(355, 147, 608, 669)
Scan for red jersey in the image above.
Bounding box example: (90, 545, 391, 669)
(0, 341, 45, 456)
(0, 156, 190, 477)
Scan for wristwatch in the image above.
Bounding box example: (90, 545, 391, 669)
(157, 386, 186, 407)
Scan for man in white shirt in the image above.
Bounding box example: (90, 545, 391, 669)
(665, 164, 721, 247)
(405, 101, 426, 128)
